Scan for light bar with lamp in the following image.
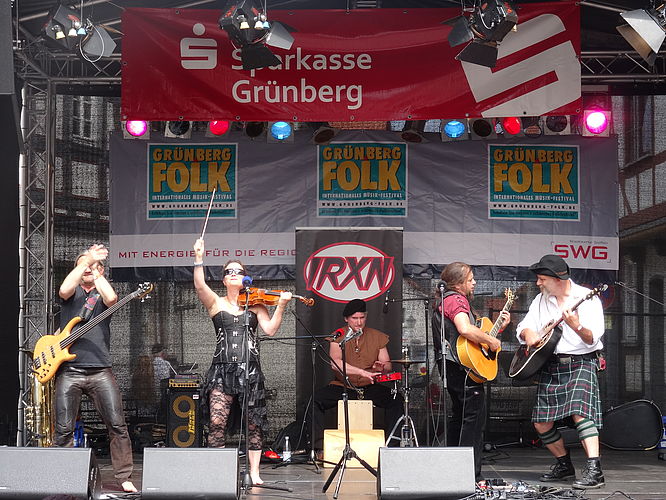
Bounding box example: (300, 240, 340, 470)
(617, 5, 666, 66)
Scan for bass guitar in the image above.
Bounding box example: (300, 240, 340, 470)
(32, 282, 154, 384)
(456, 288, 515, 383)
(508, 284, 607, 381)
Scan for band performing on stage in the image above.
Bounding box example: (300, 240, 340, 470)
(32, 243, 608, 492)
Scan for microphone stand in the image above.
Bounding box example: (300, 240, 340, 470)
(322, 328, 378, 499)
(437, 284, 449, 446)
(239, 285, 291, 493)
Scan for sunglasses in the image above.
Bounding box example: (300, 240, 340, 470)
(224, 268, 245, 276)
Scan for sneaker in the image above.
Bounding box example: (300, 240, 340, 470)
(540, 453, 575, 482)
(572, 458, 605, 489)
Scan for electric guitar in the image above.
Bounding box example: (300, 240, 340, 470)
(32, 282, 154, 384)
(508, 284, 608, 381)
(456, 288, 515, 383)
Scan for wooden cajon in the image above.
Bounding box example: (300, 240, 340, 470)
(323, 400, 384, 468)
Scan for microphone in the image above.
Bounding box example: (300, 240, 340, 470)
(332, 328, 346, 339)
(383, 290, 390, 314)
(438, 281, 446, 292)
(242, 275, 253, 289)
(343, 327, 363, 343)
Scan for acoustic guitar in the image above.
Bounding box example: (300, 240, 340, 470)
(32, 282, 154, 384)
(456, 288, 515, 383)
(508, 284, 607, 381)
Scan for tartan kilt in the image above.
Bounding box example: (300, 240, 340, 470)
(532, 357, 603, 428)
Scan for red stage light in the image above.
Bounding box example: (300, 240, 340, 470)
(209, 120, 230, 135)
(584, 110, 609, 135)
(501, 117, 521, 135)
(125, 120, 148, 137)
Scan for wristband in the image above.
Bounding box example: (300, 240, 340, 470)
(194, 262, 204, 267)
(576, 324, 584, 332)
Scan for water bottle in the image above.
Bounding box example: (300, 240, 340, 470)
(283, 436, 292, 462)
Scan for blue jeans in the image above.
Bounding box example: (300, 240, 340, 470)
(54, 366, 133, 483)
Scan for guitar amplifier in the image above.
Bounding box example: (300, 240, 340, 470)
(166, 376, 202, 448)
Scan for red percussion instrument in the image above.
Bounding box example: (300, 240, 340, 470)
(374, 371, 402, 383)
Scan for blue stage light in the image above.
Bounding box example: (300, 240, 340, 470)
(444, 120, 466, 138)
(270, 121, 292, 140)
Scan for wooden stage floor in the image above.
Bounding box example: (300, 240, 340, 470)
(96, 446, 666, 500)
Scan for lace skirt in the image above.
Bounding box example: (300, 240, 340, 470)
(202, 361, 268, 429)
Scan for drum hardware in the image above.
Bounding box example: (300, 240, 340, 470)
(385, 350, 426, 447)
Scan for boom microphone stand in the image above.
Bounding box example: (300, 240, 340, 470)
(436, 282, 449, 446)
(240, 278, 291, 493)
(322, 327, 378, 499)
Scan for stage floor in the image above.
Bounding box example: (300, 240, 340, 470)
(98, 446, 666, 499)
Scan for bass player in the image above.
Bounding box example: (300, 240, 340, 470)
(432, 262, 510, 482)
(516, 254, 605, 489)
(53, 244, 137, 493)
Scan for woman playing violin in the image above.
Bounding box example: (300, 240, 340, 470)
(193, 238, 292, 486)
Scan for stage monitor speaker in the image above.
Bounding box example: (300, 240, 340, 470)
(142, 448, 239, 499)
(0, 447, 101, 499)
(166, 381, 202, 448)
(377, 447, 476, 499)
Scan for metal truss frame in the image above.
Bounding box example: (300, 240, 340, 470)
(17, 79, 57, 446)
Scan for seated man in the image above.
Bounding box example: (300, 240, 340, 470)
(311, 298, 404, 455)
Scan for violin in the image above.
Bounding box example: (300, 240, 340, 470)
(239, 287, 315, 307)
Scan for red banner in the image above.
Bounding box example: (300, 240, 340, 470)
(121, 3, 580, 121)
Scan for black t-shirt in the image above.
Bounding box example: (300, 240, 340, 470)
(59, 286, 112, 368)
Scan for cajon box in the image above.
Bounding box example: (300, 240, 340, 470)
(337, 399, 373, 430)
(323, 429, 385, 468)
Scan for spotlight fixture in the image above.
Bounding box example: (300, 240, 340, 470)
(617, 5, 666, 66)
(219, 0, 295, 70)
(207, 120, 231, 136)
(469, 118, 496, 140)
(123, 120, 150, 139)
(165, 121, 193, 139)
(310, 122, 338, 144)
(245, 121, 266, 138)
(499, 116, 522, 136)
(401, 120, 427, 143)
(268, 121, 294, 142)
(441, 119, 467, 141)
(446, 0, 518, 68)
(582, 109, 611, 137)
(43, 4, 82, 49)
(544, 115, 571, 135)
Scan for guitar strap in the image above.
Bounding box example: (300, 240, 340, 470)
(438, 291, 476, 365)
(78, 290, 101, 321)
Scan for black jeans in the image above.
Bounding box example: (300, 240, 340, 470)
(54, 366, 133, 483)
(443, 360, 486, 480)
(310, 383, 404, 450)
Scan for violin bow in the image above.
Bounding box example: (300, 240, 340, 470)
(200, 186, 217, 240)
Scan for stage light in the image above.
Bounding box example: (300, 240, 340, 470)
(268, 121, 294, 142)
(498, 116, 521, 136)
(441, 119, 467, 141)
(469, 118, 496, 140)
(245, 121, 266, 138)
(123, 120, 149, 139)
(311, 122, 338, 144)
(208, 120, 231, 136)
(219, 0, 295, 70)
(43, 5, 81, 49)
(54, 26, 66, 39)
(165, 121, 193, 139)
(617, 6, 666, 66)
(521, 117, 543, 138)
(544, 115, 571, 135)
(582, 110, 610, 136)
(447, 0, 518, 68)
(401, 120, 427, 143)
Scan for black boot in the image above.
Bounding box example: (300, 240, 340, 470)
(540, 452, 575, 482)
(573, 458, 605, 489)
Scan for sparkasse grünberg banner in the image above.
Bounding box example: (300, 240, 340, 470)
(120, 3, 581, 121)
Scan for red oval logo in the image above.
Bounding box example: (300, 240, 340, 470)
(303, 242, 395, 303)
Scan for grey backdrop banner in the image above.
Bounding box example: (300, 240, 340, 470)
(294, 228, 403, 421)
(109, 130, 619, 279)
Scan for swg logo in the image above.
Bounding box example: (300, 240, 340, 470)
(554, 244, 609, 261)
(303, 242, 395, 303)
(180, 23, 217, 70)
(461, 14, 580, 116)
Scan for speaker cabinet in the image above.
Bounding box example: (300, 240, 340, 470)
(166, 384, 202, 448)
(142, 448, 239, 499)
(0, 447, 101, 499)
(377, 447, 476, 499)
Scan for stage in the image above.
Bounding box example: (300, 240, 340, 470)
(95, 446, 666, 499)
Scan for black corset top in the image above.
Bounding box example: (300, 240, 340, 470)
(211, 310, 259, 363)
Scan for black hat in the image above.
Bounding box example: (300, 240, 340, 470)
(529, 254, 570, 280)
(151, 343, 164, 354)
(343, 299, 366, 317)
